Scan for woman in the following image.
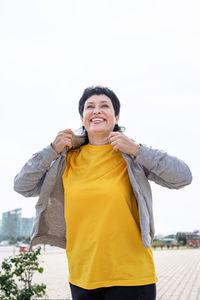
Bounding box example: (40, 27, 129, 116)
(14, 86, 192, 300)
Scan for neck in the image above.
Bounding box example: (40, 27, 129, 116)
(88, 133, 110, 145)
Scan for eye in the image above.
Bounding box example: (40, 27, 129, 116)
(86, 105, 94, 109)
(102, 104, 109, 108)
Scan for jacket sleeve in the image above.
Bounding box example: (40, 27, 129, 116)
(13, 145, 59, 197)
(134, 144, 192, 189)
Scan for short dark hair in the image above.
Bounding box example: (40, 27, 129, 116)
(78, 86, 120, 117)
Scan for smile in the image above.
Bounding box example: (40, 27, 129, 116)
(90, 118, 106, 124)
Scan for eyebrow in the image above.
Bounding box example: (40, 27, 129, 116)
(85, 100, 110, 104)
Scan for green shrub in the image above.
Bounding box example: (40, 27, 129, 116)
(0, 246, 46, 300)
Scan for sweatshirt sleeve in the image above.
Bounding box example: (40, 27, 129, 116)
(134, 144, 192, 189)
(14, 145, 59, 197)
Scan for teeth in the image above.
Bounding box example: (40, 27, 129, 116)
(92, 118, 104, 122)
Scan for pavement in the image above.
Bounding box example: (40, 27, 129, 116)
(1, 246, 200, 299)
(153, 249, 200, 300)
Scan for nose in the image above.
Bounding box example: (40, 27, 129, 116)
(93, 107, 101, 114)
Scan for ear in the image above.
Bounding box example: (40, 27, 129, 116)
(115, 115, 120, 123)
(80, 116, 84, 124)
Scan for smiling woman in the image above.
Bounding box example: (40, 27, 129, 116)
(81, 95, 118, 140)
(77, 86, 124, 146)
(13, 86, 192, 300)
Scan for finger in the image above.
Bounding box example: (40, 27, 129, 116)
(57, 132, 73, 138)
(56, 137, 72, 147)
(58, 129, 74, 137)
(112, 144, 120, 152)
(110, 136, 123, 145)
(109, 132, 120, 139)
(109, 136, 121, 143)
(109, 134, 121, 143)
(110, 141, 121, 150)
(62, 138, 73, 147)
(109, 132, 124, 143)
(57, 132, 74, 140)
(63, 129, 74, 135)
(110, 139, 118, 146)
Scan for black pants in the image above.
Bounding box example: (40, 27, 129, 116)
(69, 283, 156, 300)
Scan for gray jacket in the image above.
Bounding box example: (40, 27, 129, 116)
(14, 137, 192, 249)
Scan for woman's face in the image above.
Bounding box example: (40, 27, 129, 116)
(81, 94, 119, 137)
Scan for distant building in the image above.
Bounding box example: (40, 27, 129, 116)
(1, 208, 22, 240)
(0, 208, 34, 241)
(20, 217, 34, 239)
(176, 232, 200, 248)
(187, 235, 200, 248)
(154, 234, 164, 240)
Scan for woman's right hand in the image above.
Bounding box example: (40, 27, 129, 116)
(51, 129, 74, 154)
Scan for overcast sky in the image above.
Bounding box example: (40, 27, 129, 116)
(0, 0, 199, 235)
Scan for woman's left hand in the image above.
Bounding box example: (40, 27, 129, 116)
(109, 132, 141, 156)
